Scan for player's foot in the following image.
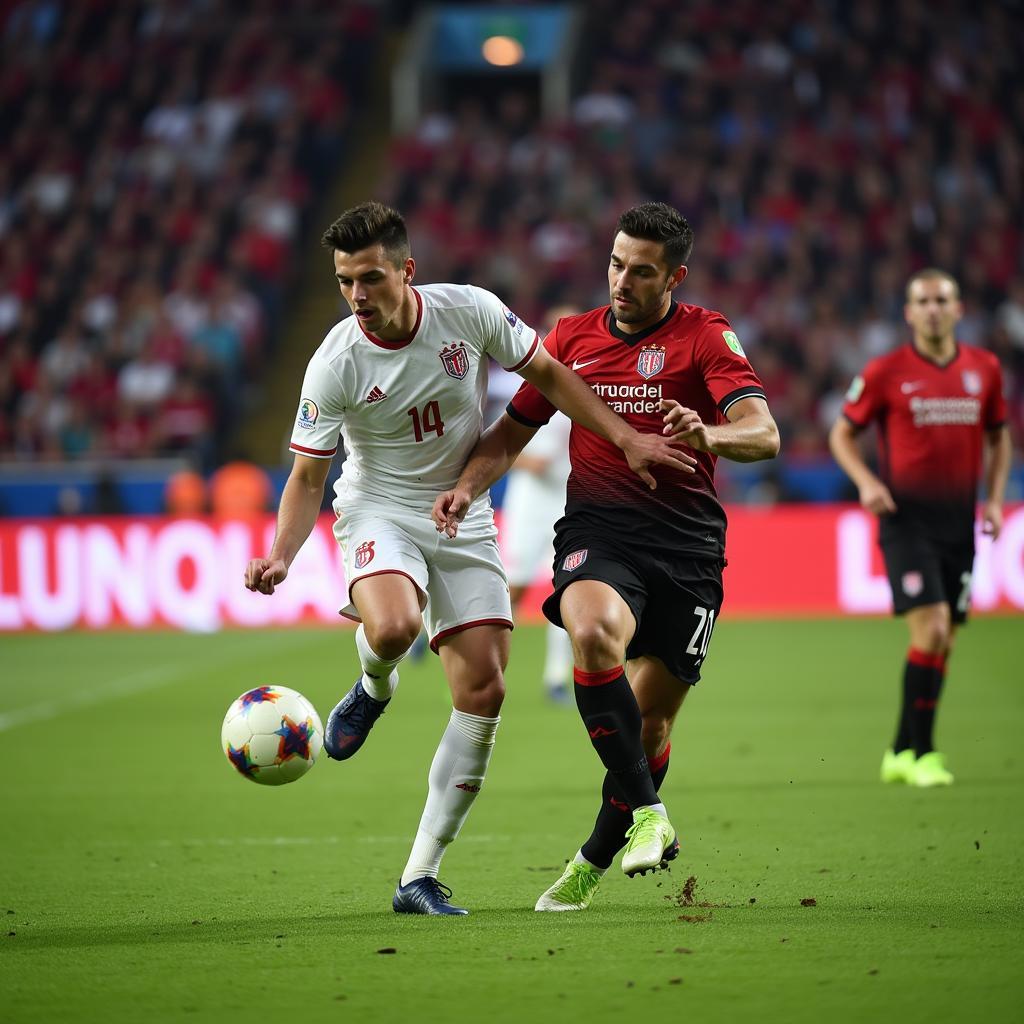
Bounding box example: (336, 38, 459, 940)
(535, 860, 602, 912)
(880, 748, 917, 784)
(908, 751, 954, 788)
(323, 678, 390, 761)
(392, 877, 468, 915)
(622, 808, 678, 877)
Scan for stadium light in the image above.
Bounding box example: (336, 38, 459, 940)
(482, 35, 525, 67)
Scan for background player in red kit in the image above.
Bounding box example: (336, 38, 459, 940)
(433, 203, 780, 909)
(830, 268, 1011, 788)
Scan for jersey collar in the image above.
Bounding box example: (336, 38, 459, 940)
(909, 339, 960, 369)
(359, 287, 423, 350)
(604, 301, 678, 347)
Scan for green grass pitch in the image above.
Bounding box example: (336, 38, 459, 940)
(2, 617, 1021, 1024)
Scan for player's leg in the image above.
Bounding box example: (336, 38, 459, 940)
(536, 656, 687, 911)
(880, 534, 955, 784)
(393, 624, 509, 915)
(394, 515, 512, 914)
(324, 516, 428, 761)
(558, 578, 677, 876)
(904, 547, 972, 786)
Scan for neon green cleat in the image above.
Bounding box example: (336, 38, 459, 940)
(880, 748, 917, 784)
(534, 860, 603, 912)
(622, 808, 678, 877)
(908, 751, 954, 787)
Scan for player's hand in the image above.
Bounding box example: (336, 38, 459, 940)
(432, 487, 472, 538)
(982, 501, 1003, 540)
(660, 399, 713, 451)
(622, 429, 698, 490)
(858, 479, 897, 516)
(244, 557, 288, 595)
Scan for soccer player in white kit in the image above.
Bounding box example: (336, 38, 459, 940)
(244, 202, 695, 915)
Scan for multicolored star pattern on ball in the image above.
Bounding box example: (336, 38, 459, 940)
(275, 715, 315, 762)
(226, 743, 259, 778)
(240, 686, 280, 710)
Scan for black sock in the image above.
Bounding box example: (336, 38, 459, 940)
(573, 666, 658, 810)
(581, 746, 672, 869)
(896, 648, 944, 756)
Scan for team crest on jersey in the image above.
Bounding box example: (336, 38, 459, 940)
(961, 370, 982, 396)
(901, 571, 923, 598)
(636, 344, 665, 379)
(297, 398, 319, 429)
(354, 540, 375, 569)
(563, 549, 588, 571)
(439, 341, 470, 380)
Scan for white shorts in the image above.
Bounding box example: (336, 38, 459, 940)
(500, 471, 564, 587)
(334, 503, 512, 651)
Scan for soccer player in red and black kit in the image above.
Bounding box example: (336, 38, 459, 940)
(830, 269, 1012, 788)
(432, 203, 780, 910)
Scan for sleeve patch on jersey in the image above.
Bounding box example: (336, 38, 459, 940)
(501, 304, 526, 336)
(845, 375, 864, 402)
(723, 330, 746, 358)
(297, 398, 319, 429)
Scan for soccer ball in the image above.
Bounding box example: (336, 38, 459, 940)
(221, 685, 324, 786)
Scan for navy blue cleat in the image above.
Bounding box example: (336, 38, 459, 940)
(323, 678, 390, 761)
(393, 877, 469, 916)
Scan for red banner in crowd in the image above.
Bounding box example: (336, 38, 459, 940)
(0, 505, 1020, 631)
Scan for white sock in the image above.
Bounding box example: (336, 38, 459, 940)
(635, 802, 668, 820)
(400, 709, 500, 886)
(355, 623, 404, 701)
(573, 850, 606, 875)
(542, 624, 573, 690)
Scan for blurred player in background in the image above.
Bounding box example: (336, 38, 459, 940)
(244, 202, 694, 915)
(830, 269, 1011, 788)
(501, 306, 579, 703)
(434, 202, 779, 910)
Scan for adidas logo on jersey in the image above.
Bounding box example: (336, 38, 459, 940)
(365, 386, 388, 404)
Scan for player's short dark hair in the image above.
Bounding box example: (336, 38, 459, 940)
(321, 201, 410, 265)
(905, 267, 960, 301)
(615, 202, 694, 268)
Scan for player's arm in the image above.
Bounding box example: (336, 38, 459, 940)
(518, 345, 696, 488)
(828, 416, 896, 515)
(981, 424, 1012, 538)
(660, 396, 780, 462)
(432, 413, 538, 538)
(244, 454, 332, 594)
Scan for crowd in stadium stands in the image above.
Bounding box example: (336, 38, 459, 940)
(0, 0, 377, 469)
(385, 0, 1024, 461)
(2, 0, 1021, 486)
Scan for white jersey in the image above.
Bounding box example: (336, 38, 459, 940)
(289, 283, 539, 512)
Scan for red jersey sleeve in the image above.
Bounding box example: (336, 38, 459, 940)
(696, 316, 766, 415)
(983, 353, 1008, 429)
(842, 357, 886, 429)
(506, 324, 560, 427)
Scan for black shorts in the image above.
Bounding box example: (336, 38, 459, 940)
(542, 537, 724, 686)
(880, 532, 975, 624)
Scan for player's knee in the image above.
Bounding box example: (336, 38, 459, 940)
(364, 619, 421, 660)
(569, 619, 624, 670)
(456, 673, 505, 718)
(917, 611, 952, 653)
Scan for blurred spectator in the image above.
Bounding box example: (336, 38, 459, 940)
(382, 0, 1022, 463)
(0, 0, 378, 468)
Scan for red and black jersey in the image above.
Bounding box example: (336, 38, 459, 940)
(508, 301, 766, 561)
(842, 341, 1007, 544)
